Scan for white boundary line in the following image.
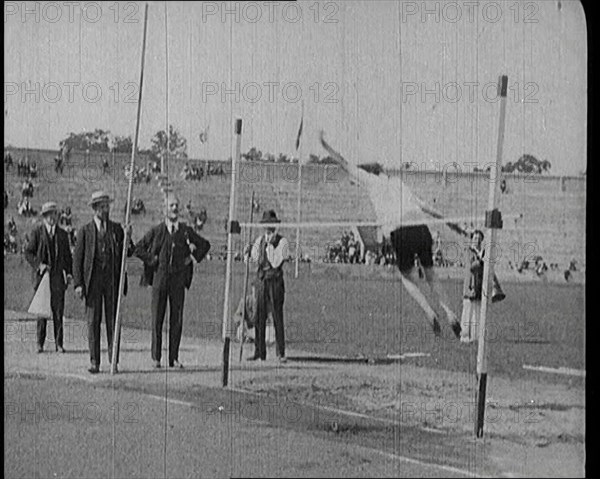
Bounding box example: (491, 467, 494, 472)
(146, 395, 196, 408)
(387, 352, 431, 360)
(7, 367, 493, 477)
(147, 389, 485, 477)
(522, 365, 585, 377)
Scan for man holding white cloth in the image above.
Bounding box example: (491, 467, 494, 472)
(25, 201, 73, 353)
(248, 210, 289, 362)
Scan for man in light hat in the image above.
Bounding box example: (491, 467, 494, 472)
(134, 193, 210, 369)
(247, 210, 289, 362)
(25, 201, 73, 353)
(73, 191, 134, 374)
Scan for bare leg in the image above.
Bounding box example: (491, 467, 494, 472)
(398, 267, 438, 327)
(423, 267, 458, 325)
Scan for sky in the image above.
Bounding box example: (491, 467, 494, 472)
(4, 0, 587, 175)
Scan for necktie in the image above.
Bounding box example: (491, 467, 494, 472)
(49, 227, 56, 268)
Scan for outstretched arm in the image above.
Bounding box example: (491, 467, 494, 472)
(134, 228, 157, 266)
(185, 227, 211, 263)
(24, 227, 40, 269)
(319, 130, 364, 181)
(413, 195, 470, 238)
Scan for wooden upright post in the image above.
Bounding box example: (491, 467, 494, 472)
(239, 191, 256, 362)
(110, 3, 149, 375)
(294, 101, 304, 278)
(475, 75, 508, 436)
(222, 118, 243, 387)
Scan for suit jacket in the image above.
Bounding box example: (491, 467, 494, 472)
(463, 247, 484, 300)
(24, 223, 73, 292)
(134, 221, 210, 290)
(73, 219, 133, 297)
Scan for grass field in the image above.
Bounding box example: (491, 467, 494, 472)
(4, 254, 584, 382)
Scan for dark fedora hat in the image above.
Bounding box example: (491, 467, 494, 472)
(260, 209, 280, 224)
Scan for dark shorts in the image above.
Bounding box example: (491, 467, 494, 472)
(390, 225, 434, 273)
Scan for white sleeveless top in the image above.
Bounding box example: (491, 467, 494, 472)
(354, 169, 428, 237)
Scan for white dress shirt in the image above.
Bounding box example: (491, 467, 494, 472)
(353, 168, 427, 237)
(165, 218, 179, 234)
(250, 233, 289, 268)
(44, 222, 56, 238)
(93, 216, 106, 233)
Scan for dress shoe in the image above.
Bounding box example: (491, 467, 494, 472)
(169, 360, 184, 369)
(37, 346, 43, 354)
(246, 355, 264, 362)
(88, 365, 99, 374)
(153, 360, 161, 369)
(56, 346, 66, 353)
(278, 356, 288, 363)
(431, 317, 442, 337)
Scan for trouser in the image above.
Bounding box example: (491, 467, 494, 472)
(151, 279, 185, 364)
(254, 276, 285, 359)
(86, 269, 117, 367)
(37, 275, 65, 348)
(460, 299, 480, 343)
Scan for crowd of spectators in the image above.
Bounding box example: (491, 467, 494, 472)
(5, 150, 39, 179)
(19, 160, 38, 178)
(131, 198, 146, 215)
(185, 200, 208, 232)
(181, 162, 225, 181)
(324, 231, 362, 264)
(124, 164, 152, 184)
(4, 216, 19, 254)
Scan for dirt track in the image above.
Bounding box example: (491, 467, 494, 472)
(4, 256, 585, 476)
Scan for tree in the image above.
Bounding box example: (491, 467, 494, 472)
(61, 129, 112, 152)
(277, 153, 291, 163)
(307, 154, 320, 164)
(112, 135, 133, 153)
(502, 154, 551, 174)
(150, 125, 188, 162)
(242, 147, 262, 162)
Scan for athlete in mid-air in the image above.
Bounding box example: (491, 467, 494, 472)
(320, 131, 462, 338)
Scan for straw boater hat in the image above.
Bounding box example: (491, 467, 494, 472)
(41, 201, 58, 216)
(260, 210, 280, 224)
(88, 191, 113, 207)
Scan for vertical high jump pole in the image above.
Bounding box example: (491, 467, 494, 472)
(222, 118, 243, 387)
(111, 3, 149, 375)
(294, 100, 304, 278)
(475, 75, 508, 436)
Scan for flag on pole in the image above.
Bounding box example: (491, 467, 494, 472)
(295, 112, 303, 151)
(28, 270, 52, 317)
(199, 124, 209, 144)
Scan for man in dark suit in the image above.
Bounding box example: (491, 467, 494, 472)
(73, 191, 133, 374)
(25, 202, 73, 353)
(135, 193, 210, 368)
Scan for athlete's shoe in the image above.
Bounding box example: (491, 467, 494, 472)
(432, 317, 442, 337)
